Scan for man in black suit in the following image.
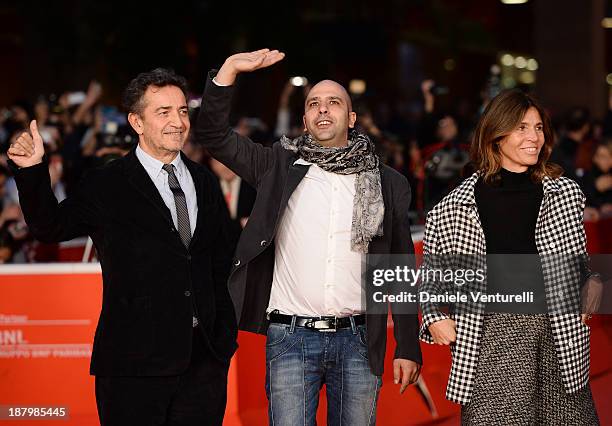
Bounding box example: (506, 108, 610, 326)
(196, 49, 421, 425)
(8, 69, 237, 426)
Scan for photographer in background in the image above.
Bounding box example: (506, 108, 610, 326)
(417, 79, 469, 211)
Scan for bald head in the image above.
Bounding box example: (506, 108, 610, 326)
(305, 80, 353, 113)
(302, 79, 357, 148)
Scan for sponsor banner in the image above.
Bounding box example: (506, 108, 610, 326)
(0, 265, 101, 423)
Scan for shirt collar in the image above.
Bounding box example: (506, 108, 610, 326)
(293, 158, 312, 166)
(136, 144, 185, 179)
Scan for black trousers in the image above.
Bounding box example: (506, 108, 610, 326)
(95, 328, 229, 426)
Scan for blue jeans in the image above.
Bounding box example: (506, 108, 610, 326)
(265, 320, 382, 426)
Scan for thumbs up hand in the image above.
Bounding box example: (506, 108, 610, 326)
(7, 120, 45, 168)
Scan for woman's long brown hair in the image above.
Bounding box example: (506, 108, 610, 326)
(470, 89, 562, 183)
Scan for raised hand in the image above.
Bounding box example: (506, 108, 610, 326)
(85, 80, 103, 105)
(7, 120, 44, 168)
(216, 49, 285, 85)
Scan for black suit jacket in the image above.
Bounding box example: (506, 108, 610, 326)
(14, 150, 237, 376)
(195, 74, 421, 375)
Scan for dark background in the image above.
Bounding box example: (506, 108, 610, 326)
(0, 0, 610, 122)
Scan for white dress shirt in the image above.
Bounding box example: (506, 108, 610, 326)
(267, 159, 364, 317)
(135, 145, 198, 236)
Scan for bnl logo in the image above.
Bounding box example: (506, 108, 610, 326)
(0, 329, 28, 344)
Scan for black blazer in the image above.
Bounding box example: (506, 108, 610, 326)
(13, 150, 237, 376)
(195, 74, 422, 375)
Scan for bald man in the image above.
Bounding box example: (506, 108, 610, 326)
(195, 49, 422, 425)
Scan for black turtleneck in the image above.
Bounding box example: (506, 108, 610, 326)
(475, 168, 547, 313)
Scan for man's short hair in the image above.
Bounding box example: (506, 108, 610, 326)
(122, 68, 188, 115)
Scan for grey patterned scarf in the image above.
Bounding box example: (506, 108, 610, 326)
(280, 130, 384, 253)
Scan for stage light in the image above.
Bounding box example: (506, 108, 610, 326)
(501, 0, 529, 4)
(606, 73, 612, 85)
(602, 18, 612, 28)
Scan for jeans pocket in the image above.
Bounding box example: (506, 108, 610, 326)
(266, 329, 301, 363)
(266, 324, 288, 347)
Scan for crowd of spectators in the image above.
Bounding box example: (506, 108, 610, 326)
(1, 74, 611, 264)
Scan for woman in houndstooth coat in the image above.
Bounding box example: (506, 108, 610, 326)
(419, 89, 600, 425)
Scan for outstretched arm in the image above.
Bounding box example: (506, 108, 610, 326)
(194, 49, 286, 187)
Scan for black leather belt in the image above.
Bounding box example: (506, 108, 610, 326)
(268, 312, 365, 332)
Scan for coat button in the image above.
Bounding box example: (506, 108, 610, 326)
(234, 259, 241, 267)
(184, 290, 191, 297)
(260, 240, 267, 247)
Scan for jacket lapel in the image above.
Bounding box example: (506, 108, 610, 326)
(124, 149, 173, 225)
(453, 172, 483, 228)
(452, 172, 486, 252)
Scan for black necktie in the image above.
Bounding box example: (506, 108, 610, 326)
(162, 164, 191, 248)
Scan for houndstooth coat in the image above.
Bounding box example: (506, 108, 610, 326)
(419, 172, 591, 404)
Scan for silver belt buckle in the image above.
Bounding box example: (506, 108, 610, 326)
(315, 317, 337, 332)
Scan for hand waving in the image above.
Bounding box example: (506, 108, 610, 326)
(216, 49, 285, 85)
(7, 120, 45, 168)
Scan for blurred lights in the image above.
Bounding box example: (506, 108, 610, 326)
(443, 58, 456, 71)
(519, 71, 535, 84)
(290, 76, 308, 87)
(501, 0, 529, 4)
(602, 18, 612, 28)
(526, 58, 539, 71)
(501, 54, 514, 66)
(498, 53, 537, 86)
(349, 79, 366, 95)
(188, 98, 201, 109)
(515, 56, 527, 69)
(606, 74, 612, 86)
